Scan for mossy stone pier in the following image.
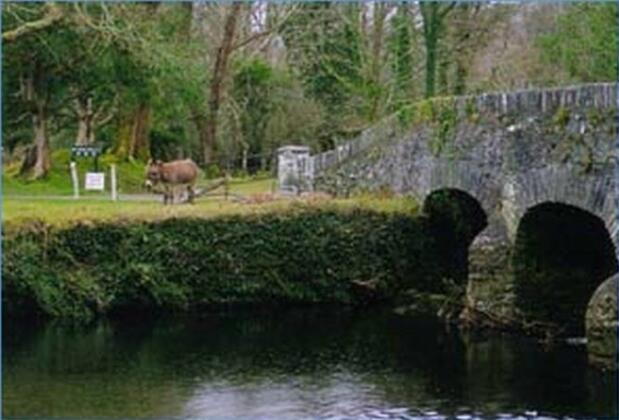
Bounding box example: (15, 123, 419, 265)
(296, 83, 618, 368)
(586, 274, 618, 370)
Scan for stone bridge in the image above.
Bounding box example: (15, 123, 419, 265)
(279, 83, 618, 367)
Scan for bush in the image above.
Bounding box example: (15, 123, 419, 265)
(3, 209, 443, 321)
(203, 163, 222, 179)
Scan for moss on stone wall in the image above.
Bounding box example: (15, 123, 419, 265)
(431, 99, 458, 157)
(394, 97, 459, 157)
(553, 106, 571, 129)
(464, 97, 481, 124)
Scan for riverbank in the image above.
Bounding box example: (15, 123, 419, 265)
(4, 194, 617, 372)
(3, 198, 458, 321)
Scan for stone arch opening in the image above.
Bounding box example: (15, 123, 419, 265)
(513, 202, 617, 335)
(423, 189, 488, 285)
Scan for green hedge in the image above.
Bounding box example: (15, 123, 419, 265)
(3, 209, 447, 321)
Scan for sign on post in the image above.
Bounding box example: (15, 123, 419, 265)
(85, 172, 105, 191)
(71, 145, 102, 171)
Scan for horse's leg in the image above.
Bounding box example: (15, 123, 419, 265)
(164, 185, 170, 205)
(187, 183, 195, 204)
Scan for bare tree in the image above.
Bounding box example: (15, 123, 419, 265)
(190, 2, 298, 165)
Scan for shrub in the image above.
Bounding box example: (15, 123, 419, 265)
(3, 209, 443, 321)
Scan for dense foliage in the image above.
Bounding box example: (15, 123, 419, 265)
(3, 209, 453, 321)
(536, 3, 617, 84)
(3, 3, 616, 179)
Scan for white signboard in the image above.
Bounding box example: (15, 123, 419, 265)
(85, 172, 105, 191)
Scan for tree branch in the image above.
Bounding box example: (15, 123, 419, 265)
(93, 96, 119, 127)
(233, 3, 298, 52)
(439, 3, 457, 19)
(8, 112, 31, 127)
(231, 29, 271, 52)
(3, 3, 64, 43)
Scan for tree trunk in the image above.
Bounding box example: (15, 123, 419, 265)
(454, 59, 467, 95)
(260, 155, 268, 172)
(241, 144, 249, 172)
(202, 3, 242, 165)
(115, 104, 151, 161)
(391, 6, 414, 107)
(19, 62, 51, 179)
(422, 4, 439, 98)
(191, 113, 214, 165)
(202, 112, 218, 165)
(130, 104, 150, 160)
(424, 34, 437, 98)
(19, 111, 50, 178)
(32, 107, 51, 178)
(438, 50, 450, 96)
(420, 2, 454, 98)
(75, 97, 95, 146)
(368, 3, 387, 120)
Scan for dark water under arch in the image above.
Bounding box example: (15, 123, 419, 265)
(513, 202, 618, 335)
(423, 188, 488, 285)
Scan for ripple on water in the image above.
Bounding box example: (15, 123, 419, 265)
(3, 310, 616, 419)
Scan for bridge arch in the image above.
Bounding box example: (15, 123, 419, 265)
(415, 159, 501, 219)
(423, 188, 488, 284)
(502, 165, 616, 248)
(512, 201, 618, 335)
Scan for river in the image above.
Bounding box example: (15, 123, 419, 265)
(3, 308, 616, 419)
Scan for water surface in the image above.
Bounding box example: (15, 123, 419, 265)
(3, 309, 616, 419)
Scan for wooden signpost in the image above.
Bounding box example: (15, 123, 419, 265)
(70, 145, 116, 200)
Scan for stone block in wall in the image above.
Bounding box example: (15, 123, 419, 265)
(462, 238, 519, 330)
(586, 274, 618, 370)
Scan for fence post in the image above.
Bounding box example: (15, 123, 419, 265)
(224, 172, 230, 201)
(110, 164, 117, 202)
(70, 161, 79, 199)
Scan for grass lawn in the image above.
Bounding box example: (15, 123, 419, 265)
(3, 194, 419, 230)
(3, 149, 419, 229)
(3, 149, 277, 197)
(3, 197, 274, 227)
(3, 175, 419, 229)
(4, 150, 145, 196)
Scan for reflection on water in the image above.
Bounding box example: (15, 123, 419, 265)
(3, 309, 616, 419)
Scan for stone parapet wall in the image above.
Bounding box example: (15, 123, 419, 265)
(313, 83, 617, 218)
(311, 115, 399, 174)
(453, 82, 616, 118)
(311, 83, 617, 178)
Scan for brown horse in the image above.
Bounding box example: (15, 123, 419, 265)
(144, 159, 199, 204)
